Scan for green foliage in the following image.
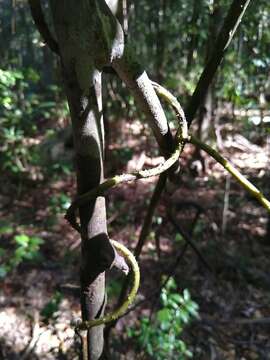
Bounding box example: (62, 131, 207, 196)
(175, 233, 184, 243)
(106, 278, 123, 299)
(0, 69, 34, 173)
(0, 233, 44, 278)
(128, 278, 199, 359)
(192, 218, 207, 237)
(49, 162, 73, 177)
(0, 68, 68, 176)
(41, 291, 63, 322)
(49, 193, 71, 215)
(110, 147, 134, 168)
(0, 224, 13, 235)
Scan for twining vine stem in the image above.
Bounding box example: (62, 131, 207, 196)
(65, 82, 188, 233)
(75, 240, 140, 331)
(67, 81, 270, 331)
(188, 136, 270, 211)
(154, 83, 270, 212)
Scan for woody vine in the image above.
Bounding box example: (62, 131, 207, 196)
(67, 81, 270, 333)
(28, 0, 269, 359)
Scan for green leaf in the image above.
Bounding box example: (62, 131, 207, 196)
(157, 308, 171, 323)
(179, 309, 189, 324)
(14, 246, 26, 259)
(29, 236, 44, 246)
(0, 266, 8, 278)
(170, 293, 181, 304)
(14, 234, 29, 247)
(183, 289, 190, 302)
(175, 233, 184, 243)
(0, 247, 6, 258)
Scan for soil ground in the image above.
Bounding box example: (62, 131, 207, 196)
(0, 117, 269, 359)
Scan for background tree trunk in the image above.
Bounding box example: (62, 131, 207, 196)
(186, 0, 201, 71)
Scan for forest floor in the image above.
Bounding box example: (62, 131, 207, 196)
(0, 115, 270, 360)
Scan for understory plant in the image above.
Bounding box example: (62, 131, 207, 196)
(0, 68, 67, 175)
(128, 278, 199, 359)
(0, 233, 44, 278)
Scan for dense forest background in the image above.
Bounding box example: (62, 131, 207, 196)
(0, 0, 270, 359)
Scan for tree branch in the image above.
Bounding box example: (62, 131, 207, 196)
(185, 0, 251, 126)
(131, 0, 253, 277)
(129, 0, 253, 276)
(28, 0, 59, 55)
(113, 57, 175, 157)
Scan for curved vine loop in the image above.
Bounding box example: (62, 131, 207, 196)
(74, 239, 140, 331)
(68, 80, 270, 332)
(65, 84, 188, 233)
(66, 82, 188, 332)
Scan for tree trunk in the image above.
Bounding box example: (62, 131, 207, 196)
(185, 0, 251, 125)
(193, 2, 219, 168)
(199, 0, 220, 137)
(186, 0, 201, 71)
(48, 2, 173, 358)
(155, 0, 167, 83)
(49, 2, 116, 358)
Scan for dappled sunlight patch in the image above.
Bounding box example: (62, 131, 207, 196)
(0, 299, 78, 358)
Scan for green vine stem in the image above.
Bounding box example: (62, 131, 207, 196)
(66, 153, 182, 231)
(65, 91, 188, 232)
(189, 135, 270, 212)
(153, 82, 270, 214)
(69, 80, 270, 335)
(151, 80, 188, 142)
(75, 240, 140, 331)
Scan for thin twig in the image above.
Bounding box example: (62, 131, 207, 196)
(168, 210, 213, 273)
(222, 174, 231, 235)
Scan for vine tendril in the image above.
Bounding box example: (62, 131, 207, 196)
(74, 240, 140, 331)
(69, 81, 270, 331)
